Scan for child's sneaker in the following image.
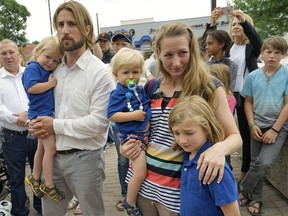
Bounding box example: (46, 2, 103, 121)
(39, 183, 65, 202)
(25, 175, 43, 198)
(123, 197, 143, 216)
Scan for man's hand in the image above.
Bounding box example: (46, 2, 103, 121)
(13, 111, 28, 127)
(29, 116, 54, 138)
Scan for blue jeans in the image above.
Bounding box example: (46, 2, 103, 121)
(27, 135, 42, 213)
(107, 126, 115, 143)
(112, 125, 129, 198)
(2, 131, 29, 216)
(242, 128, 288, 201)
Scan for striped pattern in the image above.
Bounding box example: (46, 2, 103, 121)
(127, 91, 183, 213)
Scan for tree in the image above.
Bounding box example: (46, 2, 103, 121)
(233, 0, 288, 39)
(0, 0, 31, 45)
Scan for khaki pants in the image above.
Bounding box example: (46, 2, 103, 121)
(41, 149, 105, 216)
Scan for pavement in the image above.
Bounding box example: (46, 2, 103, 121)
(14, 145, 288, 215)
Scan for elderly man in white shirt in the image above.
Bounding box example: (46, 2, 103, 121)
(0, 39, 42, 215)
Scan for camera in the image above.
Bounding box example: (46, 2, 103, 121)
(221, 5, 234, 15)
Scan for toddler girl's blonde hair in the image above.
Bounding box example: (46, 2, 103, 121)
(168, 95, 225, 150)
(111, 47, 145, 77)
(30, 36, 64, 62)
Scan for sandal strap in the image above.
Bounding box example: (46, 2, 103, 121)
(39, 184, 65, 201)
(247, 200, 263, 215)
(25, 175, 43, 198)
(123, 197, 142, 216)
(239, 185, 250, 207)
(248, 200, 262, 208)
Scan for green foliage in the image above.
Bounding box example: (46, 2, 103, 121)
(0, 0, 30, 45)
(233, 0, 288, 39)
(32, 40, 40, 45)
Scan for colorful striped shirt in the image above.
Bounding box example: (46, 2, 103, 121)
(127, 78, 221, 213)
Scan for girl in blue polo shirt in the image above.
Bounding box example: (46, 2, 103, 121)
(107, 48, 151, 216)
(22, 36, 64, 202)
(168, 95, 240, 216)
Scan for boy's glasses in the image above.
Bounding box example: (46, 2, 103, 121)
(113, 42, 131, 48)
(114, 31, 131, 37)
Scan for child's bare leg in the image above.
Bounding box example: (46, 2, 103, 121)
(32, 140, 44, 180)
(40, 133, 56, 187)
(126, 151, 147, 205)
(39, 134, 64, 201)
(25, 139, 45, 197)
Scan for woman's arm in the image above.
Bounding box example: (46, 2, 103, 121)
(231, 11, 262, 56)
(220, 201, 241, 216)
(210, 7, 223, 27)
(241, 21, 262, 56)
(197, 87, 242, 184)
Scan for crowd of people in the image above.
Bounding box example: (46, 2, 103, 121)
(0, 1, 288, 216)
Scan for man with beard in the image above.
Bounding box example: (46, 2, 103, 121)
(29, 1, 115, 215)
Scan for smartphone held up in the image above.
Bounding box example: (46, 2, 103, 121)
(221, 5, 234, 15)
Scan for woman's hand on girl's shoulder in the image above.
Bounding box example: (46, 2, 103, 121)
(197, 143, 226, 185)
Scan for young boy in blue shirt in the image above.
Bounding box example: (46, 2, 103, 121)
(107, 48, 151, 216)
(239, 36, 288, 216)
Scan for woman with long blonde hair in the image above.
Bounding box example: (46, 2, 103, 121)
(121, 22, 242, 215)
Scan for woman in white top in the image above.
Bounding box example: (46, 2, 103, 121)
(212, 8, 262, 182)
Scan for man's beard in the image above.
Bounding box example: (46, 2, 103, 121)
(61, 37, 86, 52)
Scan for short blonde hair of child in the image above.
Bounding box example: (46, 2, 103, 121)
(261, 36, 288, 55)
(30, 36, 64, 62)
(168, 95, 225, 151)
(111, 47, 145, 77)
(209, 64, 233, 96)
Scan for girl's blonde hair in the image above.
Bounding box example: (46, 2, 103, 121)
(111, 47, 145, 77)
(209, 64, 233, 96)
(30, 36, 64, 62)
(168, 95, 225, 150)
(230, 10, 254, 45)
(155, 22, 216, 105)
